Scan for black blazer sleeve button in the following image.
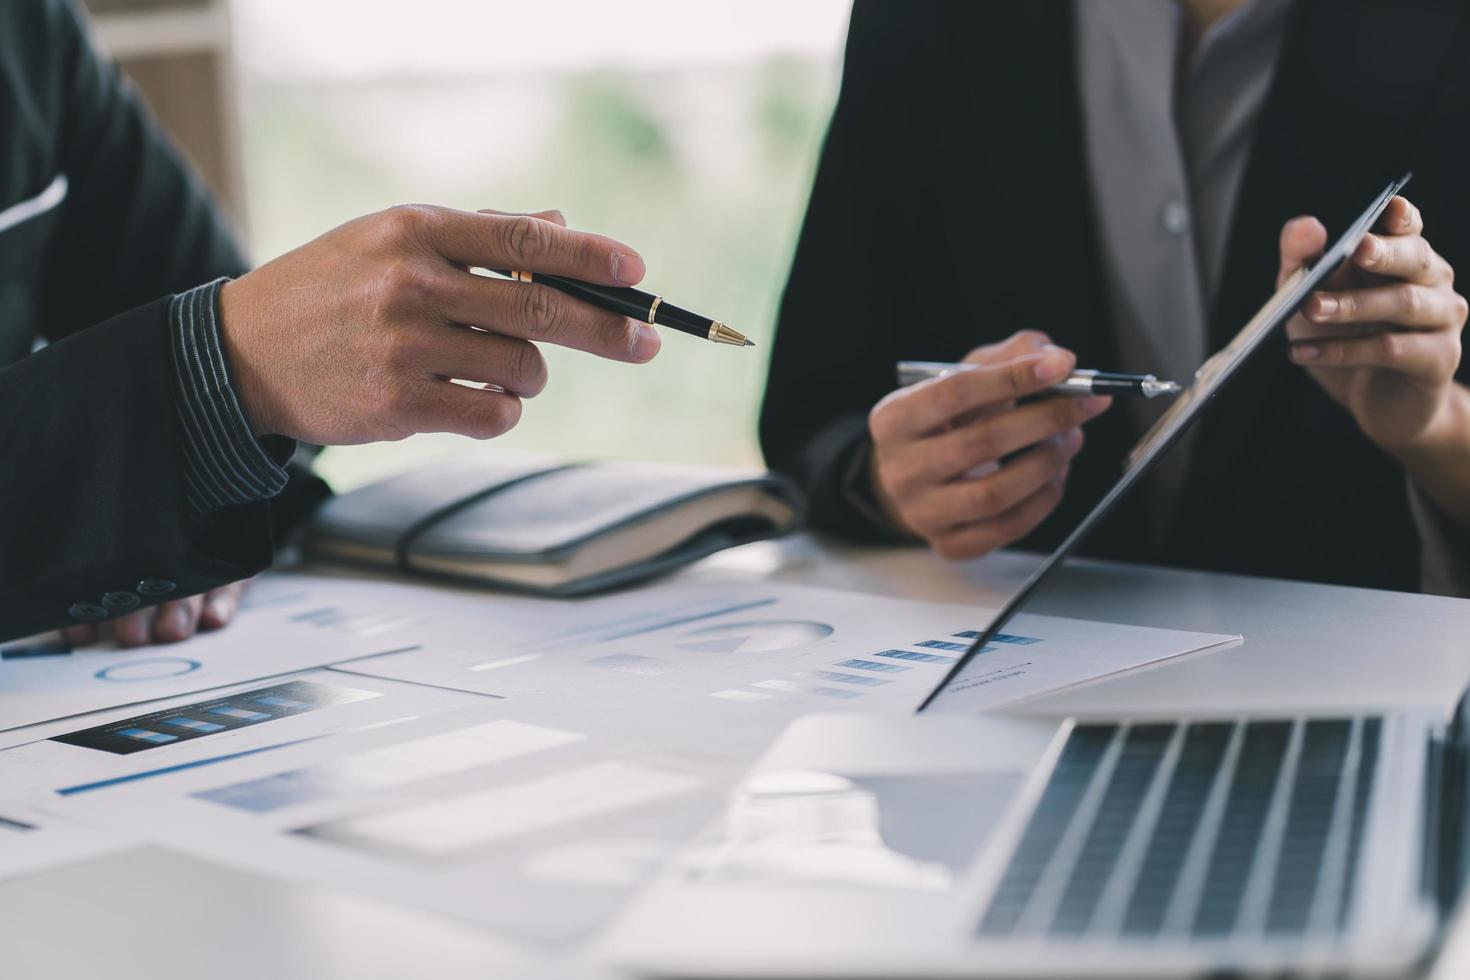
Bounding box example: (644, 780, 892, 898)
(135, 577, 177, 597)
(67, 602, 109, 622)
(101, 591, 139, 610)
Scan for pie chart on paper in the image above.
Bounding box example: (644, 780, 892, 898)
(674, 620, 835, 655)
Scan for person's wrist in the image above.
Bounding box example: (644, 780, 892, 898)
(1390, 383, 1470, 464)
(218, 276, 282, 437)
(867, 449, 916, 535)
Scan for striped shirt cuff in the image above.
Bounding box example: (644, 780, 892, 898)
(169, 278, 292, 515)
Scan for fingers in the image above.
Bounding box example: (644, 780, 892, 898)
(432, 207, 658, 364)
(478, 208, 567, 228)
(1289, 329, 1459, 379)
(1304, 282, 1468, 330)
(1352, 233, 1452, 285)
(113, 608, 155, 648)
(151, 595, 205, 644)
(1375, 195, 1423, 237)
(61, 624, 97, 646)
(871, 346, 1076, 441)
(86, 583, 248, 649)
(1278, 216, 1327, 288)
(416, 324, 550, 397)
(960, 330, 1052, 366)
(904, 430, 1082, 536)
(399, 378, 525, 440)
(199, 581, 247, 631)
(79, 591, 227, 648)
(438, 271, 660, 363)
(894, 394, 1107, 488)
(416, 206, 646, 286)
(931, 472, 1069, 561)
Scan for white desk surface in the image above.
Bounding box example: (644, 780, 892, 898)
(4, 536, 1470, 980)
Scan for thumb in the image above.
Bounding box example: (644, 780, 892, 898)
(1278, 216, 1327, 288)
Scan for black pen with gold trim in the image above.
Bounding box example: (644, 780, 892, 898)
(489, 269, 752, 347)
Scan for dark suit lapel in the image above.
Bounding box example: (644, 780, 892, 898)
(1174, 0, 1467, 535)
(941, 1, 1161, 552)
(944, 0, 1119, 373)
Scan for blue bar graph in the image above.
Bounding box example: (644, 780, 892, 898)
(954, 630, 1042, 645)
(809, 670, 889, 687)
(209, 706, 271, 722)
(53, 680, 378, 755)
(876, 649, 957, 665)
(117, 728, 177, 744)
(251, 696, 313, 711)
(163, 717, 225, 733)
(836, 659, 909, 673)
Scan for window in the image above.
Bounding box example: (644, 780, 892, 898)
(229, 0, 851, 488)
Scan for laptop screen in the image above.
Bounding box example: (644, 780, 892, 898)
(916, 174, 1412, 713)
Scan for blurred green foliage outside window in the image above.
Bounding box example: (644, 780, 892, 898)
(229, 0, 850, 489)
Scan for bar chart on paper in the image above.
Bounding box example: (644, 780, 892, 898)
(51, 680, 379, 756)
(709, 627, 1048, 706)
(332, 581, 1238, 715)
(0, 577, 434, 732)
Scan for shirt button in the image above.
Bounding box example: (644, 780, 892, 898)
(101, 591, 140, 611)
(136, 577, 177, 598)
(1162, 200, 1191, 235)
(68, 602, 110, 622)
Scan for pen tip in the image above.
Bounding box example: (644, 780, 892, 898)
(744, 339, 755, 348)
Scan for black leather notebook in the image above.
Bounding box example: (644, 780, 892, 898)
(305, 455, 804, 596)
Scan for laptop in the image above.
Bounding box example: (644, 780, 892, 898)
(603, 176, 1470, 977)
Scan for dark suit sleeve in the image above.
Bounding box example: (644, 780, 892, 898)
(33, 0, 246, 340)
(0, 0, 324, 642)
(758, 0, 923, 542)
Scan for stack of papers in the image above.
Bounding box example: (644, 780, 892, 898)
(0, 571, 1237, 945)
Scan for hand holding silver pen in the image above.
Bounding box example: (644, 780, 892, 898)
(867, 333, 1188, 562)
(897, 361, 1183, 398)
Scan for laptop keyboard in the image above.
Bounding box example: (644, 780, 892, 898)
(976, 717, 1382, 942)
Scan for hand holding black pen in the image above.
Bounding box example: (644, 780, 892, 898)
(489, 269, 751, 348)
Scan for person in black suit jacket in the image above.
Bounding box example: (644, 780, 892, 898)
(761, 0, 1470, 595)
(0, 0, 663, 644)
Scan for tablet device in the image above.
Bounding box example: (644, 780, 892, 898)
(917, 173, 1413, 712)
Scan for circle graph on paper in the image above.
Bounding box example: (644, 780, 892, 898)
(93, 657, 202, 682)
(674, 620, 834, 655)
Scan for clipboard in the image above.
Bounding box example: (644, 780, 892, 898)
(917, 173, 1413, 712)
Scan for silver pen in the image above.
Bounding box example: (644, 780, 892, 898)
(896, 361, 1183, 399)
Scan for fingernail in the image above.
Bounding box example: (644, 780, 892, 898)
(1065, 428, 1084, 452)
(161, 605, 189, 638)
(208, 596, 234, 625)
(1292, 343, 1320, 362)
(612, 251, 646, 285)
(633, 322, 660, 361)
(1082, 396, 1110, 414)
(1033, 349, 1071, 383)
(1312, 293, 1339, 317)
(1361, 237, 1382, 267)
